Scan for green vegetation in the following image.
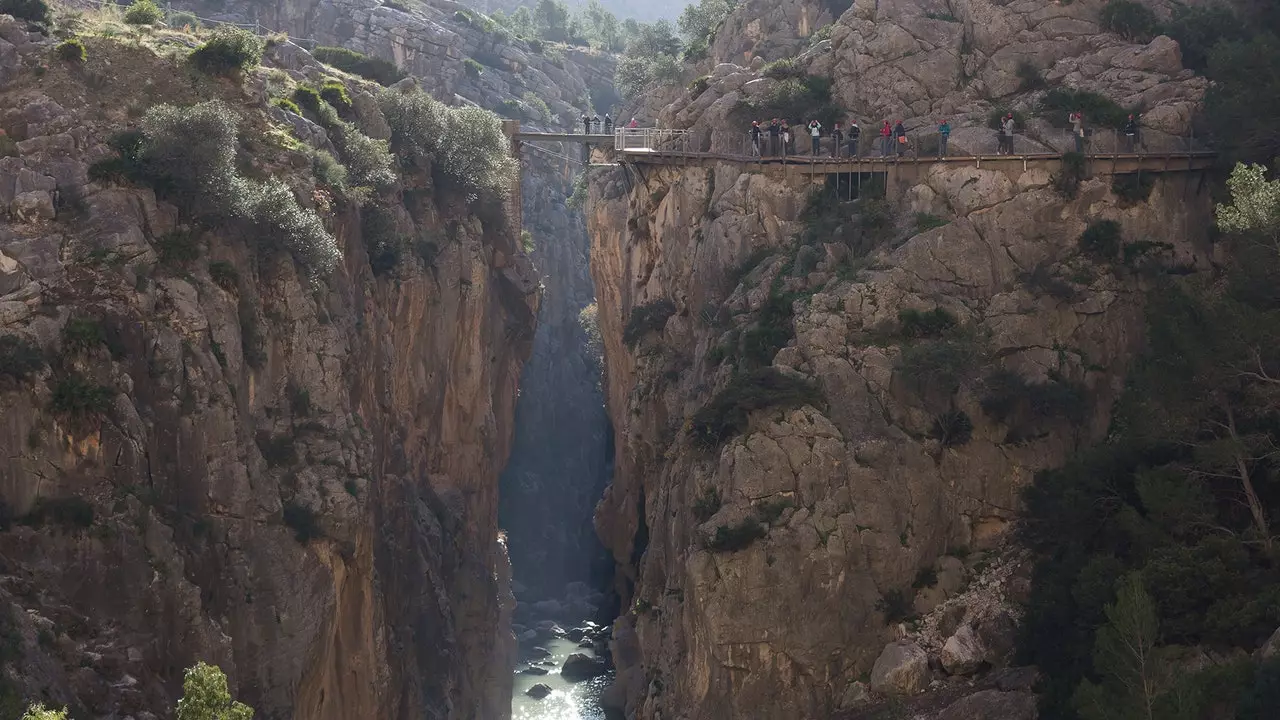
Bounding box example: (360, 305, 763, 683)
(123, 0, 163, 25)
(256, 432, 296, 467)
(167, 10, 200, 30)
(690, 368, 823, 449)
(1053, 151, 1087, 198)
(92, 101, 339, 275)
(614, 20, 683, 96)
(380, 89, 517, 211)
(21, 704, 69, 720)
(0, 0, 50, 25)
(55, 38, 85, 63)
(876, 589, 913, 622)
(1020, 160, 1280, 720)
(931, 409, 973, 447)
(1099, 0, 1159, 43)
(208, 261, 239, 291)
(189, 27, 264, 77)
(317, 80, 351, 113)
(51, 374, 113, 417)
(156, 229, 201, 265)
(896, 333, 983, 408)
(312, 46, 407, 85)
(705, 516, 767, 552)
(1016, 60, 1046, 91)
(897, 308, 957, 340)
(1078, 220, 1123, 261)
(1110, 173, 1154, 205)
(980, 369, 1087, 428)
(238, 298, 266, 368)
(622, 299, 677, 347)
(913, 566, 938, 589)
(362, 204, 403, 276)
(1039, 88, 1130, 130)
(1164, 4, 1248, 72)
(311, 150, 348, 191)
(914, 212, 948, 233)
(0, 335, 44, 380)
(175, 661, 254, 720)
(19, 497, 94, 530)
(734, 73, 843, 129)
(463, 58, 484, 78)
(62, 316, 105, 353)
(282, 502, 321, 543)
(1206, 33, 1280, 165)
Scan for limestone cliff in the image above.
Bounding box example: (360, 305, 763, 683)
(0, 17, 535, 720)
(587, 1, 1219, 718)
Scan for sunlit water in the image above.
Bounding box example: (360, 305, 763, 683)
(511, 637, 613, 720)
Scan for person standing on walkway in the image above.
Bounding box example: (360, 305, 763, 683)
(628, 117, 638, 128)
(848, 121, 861, 157)
(893, 120, 907, 157)
(937, 119, 951, 158)
(832, 122, 844, 158)
(1124, 114, 1139, 153)
(582, 114, 590, 134)
(808, 120, 823, 155)
(781, 120, 793, 156)
(880, 120, 892, 156)
(1070, 111, 1085, 153)
(750, 120, 763, 156)
(1000, 114, 1016, 154)
(604, 114, 613, 133)
(769, 118, 780, 156)
(591, 114, 601, 133)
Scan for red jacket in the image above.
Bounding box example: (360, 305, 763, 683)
(880, 123, 892, 137)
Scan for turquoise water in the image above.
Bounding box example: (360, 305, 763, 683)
(511, 637, 613, 720)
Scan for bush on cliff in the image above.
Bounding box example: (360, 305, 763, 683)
(312, 46, 407, 85)
(190, 27, 263, 77)
(380, 89, 517, 207)
(622, 299, 677, 347)
(690, 368, 824, 449)
(175, 662, 254, 720)
(0, 0, 51, 26)
(0, 335, 44, 381)
(123, 0, 163, 26)
(55, 38, 85, 63)
(1099, 0, 1160, 43)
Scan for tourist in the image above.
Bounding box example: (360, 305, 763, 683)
(1124, 114, 1139, 153)
(880, 120, 892, 156)
(938, 119, 951, 158)
(769, 118, 780, 155)
(628, 117, 638, 128)
(750, 120, 762, 156)
(1070, 111, 1085, 153)
(582, 114, 590, 134)
(604, 114, 613, 133)
(894, 120, 907, 157)
(832, 122, 844, 158)
(848, 121, 861, 157)
(1000, 113, 1016, 154)
(591, 114, 601, 133)
(808, 119, 823, 155)
(781, 120, 792, 156)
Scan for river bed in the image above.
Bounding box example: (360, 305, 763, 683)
(511, 637, 613, 720)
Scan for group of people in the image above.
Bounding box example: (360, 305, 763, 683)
(742, 111, 1143, 158)
(580, 114, 640, 134)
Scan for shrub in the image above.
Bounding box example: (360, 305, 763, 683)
(123, 0, 163, 25)
(0, 0, 50, 25)
(0, 335, 44, 380)
(735, 74, 844, 128)
(690, 368, 824, 449)
(1164, 5, 1247, 72)
(379, 89, 517, 205)
(190, 27, 264, 77)
(156, 229, 200, 265)
(312, 46, 407, 85)
(1079, 219, 1123, 260)
(931, 409, 973, 447)
(239, 177, 340, 274)
(705, 518, 767, 552)
(1111, 173, 1154, 204)
(913, 566, 939, 589)
(623, 299, 677, 347)
(876, 589, 913, 622)
(692, 486, 722, 523)
(256, 432, 296, 467)
(312, 150, 348, 191)
(363, 204, 402, 275)
(56, 38, 85, 63)
(62, 316, 105, 352)
(689, 75, 710, 97)
(168, 10, 200, 30)
(273, 97, 301, 115)
(1053, 151, 1088, 198)
(1040, 88, 1129, 130)
(19, 497, 94, 530)
(51, 374, 113, 416)
(327, 120, 396, 189)
(317, 80, 351, 113)
(761, 57, 805, 81)
(175, 662, 255, 720)
(287, 383, 311, 416)
(1016, 60, 1046, 91)
(463, 57, 484, 77)
(898, 308, 957, 339)
(979, 369, 1087, 425)
(282, 502, 321, 542)
(208, 261, 239, 291)
(914, 212, 948, 233)
(896, 336, 982, 403)
(1100, 0, 1160, 43)
(292, 85, 324, 116)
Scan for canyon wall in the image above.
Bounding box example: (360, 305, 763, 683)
(587, 0, 1220, 717)
(0, 18, 535, 720)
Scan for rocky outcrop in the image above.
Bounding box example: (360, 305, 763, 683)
(0, 21, 535, 720)
(710, 0, 836, 65)
(587, 37, 1213, 720)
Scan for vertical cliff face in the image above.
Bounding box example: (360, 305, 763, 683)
(0, 22, 534, 720)
(586, 156, 1213, 717)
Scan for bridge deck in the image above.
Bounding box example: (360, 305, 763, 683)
(514, 132, 615, 144)
(620, 149, 1217, 173)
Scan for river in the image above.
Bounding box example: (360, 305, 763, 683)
(511, 637, 614, 720)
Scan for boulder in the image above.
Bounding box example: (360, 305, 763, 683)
(519, 666, 548, 676)
(566, 627, 587, 642)
(533, 599, 563, 618)
(941, 624, 986, 675)
(561, 652, 608, 682)
(991, 666, 1041, 693)
(525, 646, 551, 660)
(600, 680, 626, 711)
(936, 689, 1037, 720)
(525, 683, 553, 699)
(869, 641, 930, 695)
(838, 680, 870, 709)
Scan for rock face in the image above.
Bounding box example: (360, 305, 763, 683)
(585, 2, 1217, 714)
(870, 642, 931, 695)
(0, 22, 535, 720)
(560, 652, 608, 682)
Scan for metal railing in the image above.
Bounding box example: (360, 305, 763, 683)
(614, 126, 1212, 161)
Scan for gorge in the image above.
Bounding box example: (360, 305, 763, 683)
(2, 0, 1280, 719)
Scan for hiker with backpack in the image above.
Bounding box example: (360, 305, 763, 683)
(938, 119, 951, 158)
(1070, 111, 1085, 153)
(832, 122, 844, 158)
(808, 120, 823, 155)
(880, 120, 892, 156)
(848, 121, 861, 157)
(1124, 114, 1139, 153)
(893, 120, 907, 157)
(750, 120, 763, 156)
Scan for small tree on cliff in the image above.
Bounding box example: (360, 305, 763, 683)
(175, 662, 254, 720)
(1073, 574, 1166, 720)
(21, 705, 68, 720)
